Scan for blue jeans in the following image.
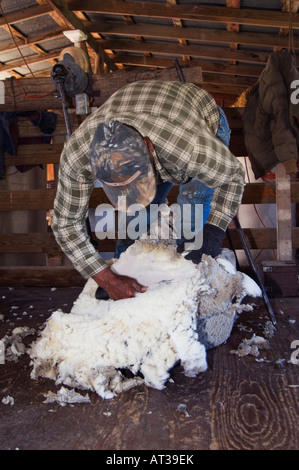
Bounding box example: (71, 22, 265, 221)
(176, 106, 231, 242)
(115, 181, 174, 257)
(115, 106, 231, 257)
(216, 106, 231, 148)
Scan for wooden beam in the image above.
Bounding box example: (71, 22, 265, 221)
(1, 222, 298, 288)
(84, 21, 299, 50)
(0, 233, 61, 254)
(0, 227, 299, 257)
(0, 266, 85, 287)
(203, 73, 256, 89)
(0, 188, 110, 211)
(0, 66, 203, 112)
(0, 8, 55, 69)
(109, 56, 260, 98)
(223, 227, 299, 250)
(0, 4, 58, 77)
(111, 53, 265, 77)
(3, 136, 246, 170)
(0, 29, 64, 55)
(4, 144, 63, 166)
(276, 0, 299, 53)
(67, 0, 299, 29)
(0, 4, 52, 27)
(168, 182, 298, 206)
(276, 163, 294, 261)
(0, 1, 297, 84)
(115, 0, 153, 67)
(46, 0, 96, 48)
(1, 183, 299, 212)
(226, 0, 240, 68)
(0, 67, 251, 104)
(0, 50, 62, 74)
(46, 0, 116, 71)
(281, 0, 299, 11)
(167, 0, 190, 61)
(102, 38, 271, 65)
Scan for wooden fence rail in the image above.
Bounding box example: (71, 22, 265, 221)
(1, 182, 299, 211)
(0, 69, 297, 286)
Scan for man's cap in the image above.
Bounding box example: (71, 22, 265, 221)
(89, 121, 156, 212)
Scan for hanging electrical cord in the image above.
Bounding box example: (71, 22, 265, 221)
(11, 76, 56, 100)
(0, 3, 35, 77)
(0, 4, 56, 99)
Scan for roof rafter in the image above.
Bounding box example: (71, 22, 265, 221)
(46, 0, 117, 71)
(0, 29, 64, 55)
(0, 3, 56, 77)
(226, 0, 240, 67)
(1, 0, 297, 100)
(66, 0, 299, 29)
(0, 4, 52, 27)
(101, 38, 281, 66)
(84, 21, 299, 50)
(167, 0, 190, 62)
(112, 53, 264, 77)
(0, 49, 62, 73)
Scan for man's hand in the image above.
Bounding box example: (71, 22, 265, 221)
(93, 267, 147, 301)
(184, 223, 226, 264)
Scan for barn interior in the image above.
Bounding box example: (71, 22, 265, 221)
(0, 0, 298, 451)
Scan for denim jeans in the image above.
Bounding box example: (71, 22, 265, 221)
(115, 181, 174, 257)
(176, 106, 231, 241)
(115, 106, 231, 257)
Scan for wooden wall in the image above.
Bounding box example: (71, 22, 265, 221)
(0, 67, 298, 287)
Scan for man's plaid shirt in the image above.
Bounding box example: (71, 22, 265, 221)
(52, 81, 245, 279)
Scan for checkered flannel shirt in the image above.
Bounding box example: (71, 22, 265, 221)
(52, 81, 245, 278)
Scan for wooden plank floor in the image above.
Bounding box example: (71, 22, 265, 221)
(0, 286, 298, 451)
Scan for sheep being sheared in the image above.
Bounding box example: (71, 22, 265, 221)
(29, 240, 261, 399)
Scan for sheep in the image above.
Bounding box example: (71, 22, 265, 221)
(29, 240, 261, 399)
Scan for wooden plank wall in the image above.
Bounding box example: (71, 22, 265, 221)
(0, 67, 298, 286)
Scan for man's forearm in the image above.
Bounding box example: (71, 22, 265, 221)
(93, 267, 147, 300)
(51, 211, 108, 279)
(207, 178, 245, 231)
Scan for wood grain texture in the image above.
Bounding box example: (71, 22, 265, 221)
(68, 0, 299, 29)
(0, 66, 202, 113)
(209, 331, 299, 450)
(1, 228, 299, 255)
(276, 164, 293, 262)
(0, 288, 298, 450)
(0, 266, 85, 287)
(0, 233, 61, 254)
(2, 183, 299, 211)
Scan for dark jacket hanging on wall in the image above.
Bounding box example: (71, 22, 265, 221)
(0, 112, 18, 179)
(243, 50, 299, 180)
(0, 111, 57, 180)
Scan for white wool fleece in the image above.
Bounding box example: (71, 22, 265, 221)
(29, 241, 261, 399)
(30, 274, 207, 399)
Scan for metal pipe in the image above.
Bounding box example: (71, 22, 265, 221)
(55, 79, 72, 139)
(51, 63, 72, 139)
(233, 216, 277, 326)
(173, 58, 186, 83)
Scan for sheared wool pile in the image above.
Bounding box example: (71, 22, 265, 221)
(29, 240, 261, 399)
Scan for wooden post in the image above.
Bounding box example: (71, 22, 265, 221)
(276, 163, 293, 261)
